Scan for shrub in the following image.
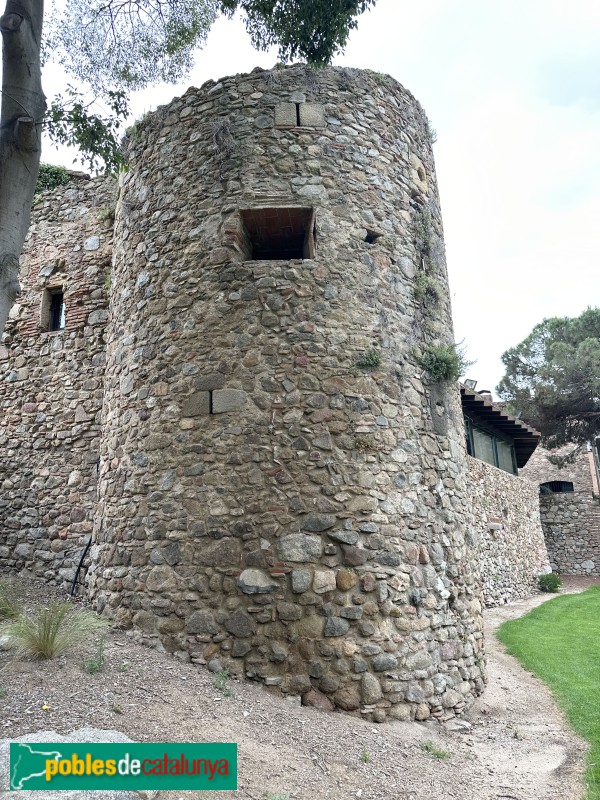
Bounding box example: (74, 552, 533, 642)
(414, 273, 441, 308)
(35, 163, 73, 195)
(538, 572, 561, 593)
(419, 342, 472, 383)
(1, 600, 108, 660)
(0, 579, 22, 620)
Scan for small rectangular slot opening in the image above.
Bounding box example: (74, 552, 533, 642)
(41, 286, 66, 331)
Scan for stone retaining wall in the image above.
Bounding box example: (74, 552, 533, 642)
(0, 178, 115, 584)
(541, 493, 600, 574)
(469, 457, 550, 605)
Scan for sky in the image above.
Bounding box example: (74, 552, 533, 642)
(41, 0, 600, 397)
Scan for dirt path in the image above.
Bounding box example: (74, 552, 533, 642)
(0, 580, 593, 800)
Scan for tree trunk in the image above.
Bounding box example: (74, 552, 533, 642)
(0, 0, 45, 333)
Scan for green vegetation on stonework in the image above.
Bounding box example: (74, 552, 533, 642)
(35, 163, 73, 195)
(497, 587, 600, 799)
(355, 349, 382, 371)
(419, 342, 471, 383)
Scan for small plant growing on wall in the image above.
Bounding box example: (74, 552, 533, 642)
(538, 572, 561, 593)
(412, 205, 447, 340)
(414, 273, 441, 308)
(414, 206, 436, 264)
(355, 349, 382, 371)
(212, 120, 235, 156)
(426, 117, 438, 144)
(419, 342, 472, 383)
(353, 433, 378, 453)
(99, 204, 116, 224)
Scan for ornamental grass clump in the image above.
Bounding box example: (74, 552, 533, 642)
(538, 572, 561, 593)
(0, 578, 22, 620)
(1, 600, 108, 660)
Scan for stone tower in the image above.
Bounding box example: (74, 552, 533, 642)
(88, 64, 485, 722)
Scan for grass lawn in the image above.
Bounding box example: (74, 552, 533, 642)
(497, 587, 600, 799)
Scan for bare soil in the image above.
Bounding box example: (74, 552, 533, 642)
(1, 578, 595, 800)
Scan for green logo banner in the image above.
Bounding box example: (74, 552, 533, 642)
(9, 742, 237, 791)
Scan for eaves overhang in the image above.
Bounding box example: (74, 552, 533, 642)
(460, 384, 541, 468)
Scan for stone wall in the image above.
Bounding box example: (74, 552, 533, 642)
(520, 445, 600, 573)
(541, 493, 600, 574)
(86, 64, 486, 723)
(0, 178, 115, 585)
(468, 457, 550, 605)
(520, 445, 596, 494)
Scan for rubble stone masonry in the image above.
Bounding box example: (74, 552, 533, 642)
(521, 446, 600, 574)
(0, 178, 116, 584)
(87, 65, 485, 722)
(1, 65, 555, 722)
(540, 494, 600, 575)
(468, 457, 550, 605)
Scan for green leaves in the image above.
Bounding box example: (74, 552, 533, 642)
(48, 0, 377, 99)
(419, 342, 473, 383)
(46, 88, 129, 174)
(35, 164, 72, 194)
(496, 307, 600, 448)
(230, 0, 378, 66)
(47, 1, 220, 94)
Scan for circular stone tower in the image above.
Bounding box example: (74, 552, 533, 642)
(89, 64, 485, 722)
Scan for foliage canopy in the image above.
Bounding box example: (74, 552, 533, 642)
(496, 308, 600, 451)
